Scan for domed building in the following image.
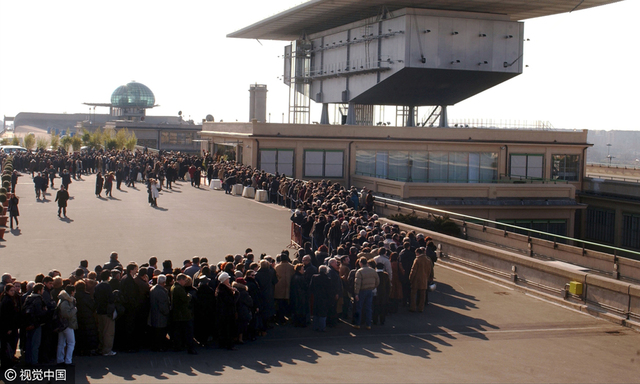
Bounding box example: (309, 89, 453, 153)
(79, 81, 201, 152)
(109, 81, 156, 121)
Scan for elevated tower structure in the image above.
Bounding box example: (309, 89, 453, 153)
(229, 0, 622, 126)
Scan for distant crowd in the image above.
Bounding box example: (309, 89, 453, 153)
(1, 148, 438, 369)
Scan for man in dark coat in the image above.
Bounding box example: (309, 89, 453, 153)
(399, 242, 416, 306)
(55, 185, 70, 217)
(119, 263, 141, 352)
(171, 274, 197, 354)
(94, 270, 116, 356)
(309, 266, 332, 332)
(289, 264, 308, 327)
(74, 280, 98, 355)
(7, 194, 19, 229)
(215, 272, 238, 350)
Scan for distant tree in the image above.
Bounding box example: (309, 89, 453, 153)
(88, 128, 103, 150)
(81, 129, 91, 146)
(102, 128, 116, 149)
(23, 133, 36, 150)
(50, 132, 60, 150)
(11, 136, 20, 146)
(0, 138, 9, 145)
(71, 136, 82, 152)
(60, 133, 72, 152)
(125, 133, 137, 151)
(36, 136, 49, 150)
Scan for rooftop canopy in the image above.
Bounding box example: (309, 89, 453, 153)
(228, 0, 623, 40)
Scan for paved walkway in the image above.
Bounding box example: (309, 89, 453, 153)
(2, 173, 639, 383)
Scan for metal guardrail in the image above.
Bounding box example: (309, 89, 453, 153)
(375, 195, 640, 261)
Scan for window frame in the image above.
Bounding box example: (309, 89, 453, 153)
(303, 149, 344, 178)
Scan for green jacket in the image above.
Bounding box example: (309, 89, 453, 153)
(170, 283, 192, 322)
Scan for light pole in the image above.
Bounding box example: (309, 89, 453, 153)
(606, 144, 614, 166)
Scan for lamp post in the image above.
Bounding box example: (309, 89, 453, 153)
(606, 144, 613, 166)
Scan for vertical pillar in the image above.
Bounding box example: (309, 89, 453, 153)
(320, 103, 330, 124)
(439, 105, 448, 127)
(406, 106, 415, 127)
(346, 103, 356, 125)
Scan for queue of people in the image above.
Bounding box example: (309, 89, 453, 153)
(1, 149, 439, 370)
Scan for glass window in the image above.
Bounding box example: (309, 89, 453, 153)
(449, 152, 469, 183)
(468, 153, 480, 183)
(355, 150, 375, 176)
(304, 151, 324, 177)
(552, 154, 580, 181)
(304, 150, 343, 178)
(510, 154, 544, 179)
(429, 152, 448, 182)
(622, 213, 640, 250)
(375, 152, 388, 179)
(389, 151, 409, 181)
(260, 149, 277, 175)
(410, 151, 428, 182)
(480, 153, 498, 182)
(324, 151, 344, 178)
(586, 207, 615, 244)
(277, 149, 294, 177)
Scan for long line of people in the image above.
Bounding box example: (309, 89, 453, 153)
(1, 155, 438, 370)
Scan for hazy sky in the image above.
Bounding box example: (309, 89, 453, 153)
(1, 0, 638, 131)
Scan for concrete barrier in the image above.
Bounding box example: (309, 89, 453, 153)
(376, 202, 640, 283)
(380, 217, 640, 331)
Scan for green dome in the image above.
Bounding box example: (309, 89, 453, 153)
(110, 81, 155, 108)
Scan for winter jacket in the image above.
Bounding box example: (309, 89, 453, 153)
(409, 254, 433, 290)
(57, 291, 78, 330)
(274, 261, 295, 300)
(354, 266, 380, 295)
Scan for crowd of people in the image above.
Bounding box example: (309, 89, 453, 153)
(0, 148, 439, 370)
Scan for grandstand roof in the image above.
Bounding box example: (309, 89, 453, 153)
(228, 0, 622, 40)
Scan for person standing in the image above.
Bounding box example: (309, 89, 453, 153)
(10, 170, 20, 193)
(94, 270, 116, 356)
(171, 274, 197, 354)
(0, 284, 20, 369)
(95, 172, 104, 197)
(104, 172, 114, 197)
(409, 247, 433, 313)
(7, 194, 19, 229)
(60, 169, 72, 192)
(148, 275, 170, 351)
(56, 285, 77, 366)
(55, 185, 70, 218)
(148, 178, 160, 207)
(354, 257, 379, 329)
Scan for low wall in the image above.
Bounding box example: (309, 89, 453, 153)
(376, 202, 640, 282)
(379, 217, 640, 330)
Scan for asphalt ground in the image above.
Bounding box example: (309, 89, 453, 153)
(2, 172, 639, 384)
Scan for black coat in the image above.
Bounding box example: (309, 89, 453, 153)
(309, 273, 331, 317)
(290, 273, 308, 317)
(75, 290, 99, 352)
(255, 267, 276, 318)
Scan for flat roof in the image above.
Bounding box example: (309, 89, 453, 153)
(228, 0, 623, 40)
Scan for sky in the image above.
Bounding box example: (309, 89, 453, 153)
(0, 0, 638, 131)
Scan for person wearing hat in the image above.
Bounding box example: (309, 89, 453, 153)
(216, 272, 239, 350)
(232, 277, 253, 343)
